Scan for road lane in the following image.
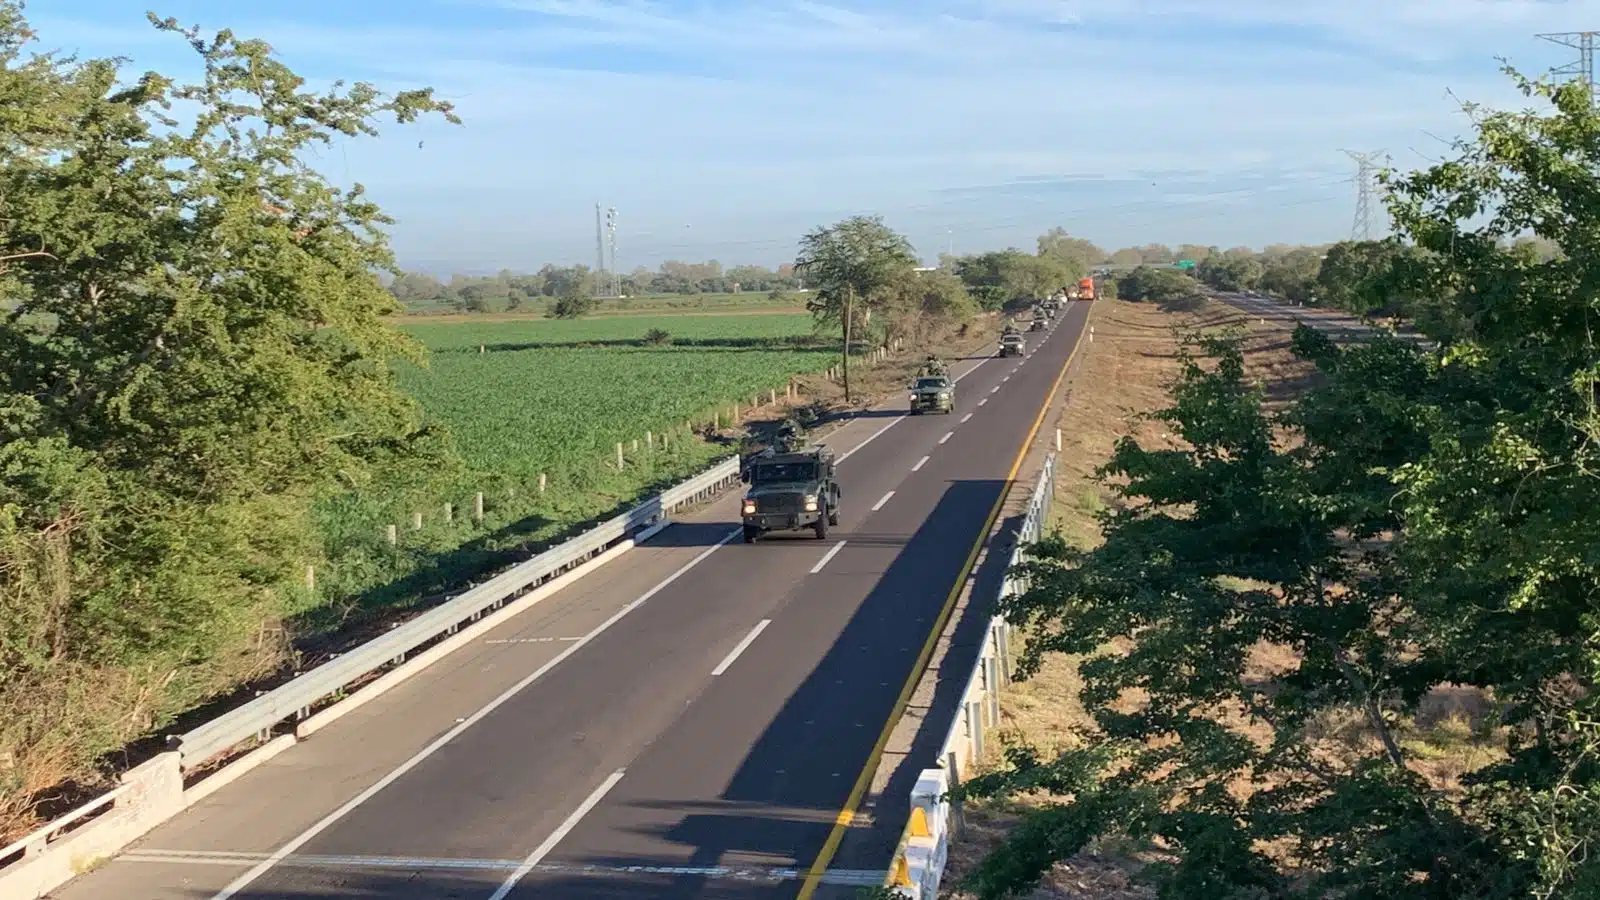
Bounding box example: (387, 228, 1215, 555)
(47, 311, 1081, 900)
(502, 304, 1090, 899)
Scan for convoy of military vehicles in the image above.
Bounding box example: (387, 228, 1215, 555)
(738, 281, 1089, 544)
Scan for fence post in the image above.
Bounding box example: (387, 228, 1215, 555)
(1055, 428, 1061, 451)
(538, 473, 546, 493)
(411, 511, 423, 530)
(474, 492, 484, 520)
(444, 502, 453, 524)
(616, 442, 625, 468)
(646, 431, 653, 450)
(385, 524, 397, 545)
(306, 565, 316, 591)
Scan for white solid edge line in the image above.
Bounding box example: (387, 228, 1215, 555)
(911, 455, 929, 472)
(960, 413, 973, 423)
(210, 532, 738, 900)
(871, 490, 894, 511)
(939, 431, 953, 445)
(712, 618, 774, 676)
(809, 540, 847, 575)
(487, 769, 628, 900)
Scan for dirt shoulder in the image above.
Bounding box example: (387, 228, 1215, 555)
(939, 299, 1324, 899)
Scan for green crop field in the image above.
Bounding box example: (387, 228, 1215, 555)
(301, 311, 836, 629)
(396, 313, 833, 476)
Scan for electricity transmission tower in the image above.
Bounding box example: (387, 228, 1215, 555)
(1341, 149, 1384, 241)
(1539, 31, 1599, 103)
(605, 207, 619, 297)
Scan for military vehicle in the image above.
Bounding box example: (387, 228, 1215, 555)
(909, 373, 955, 414)
(1029, 316, 1045, 332)
(999, 329, 1026, 357)
(740, 444, 841, 542)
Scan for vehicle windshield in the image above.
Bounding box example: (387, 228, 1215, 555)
(915, 378, 949, 390)
(751, 462, 817, 484)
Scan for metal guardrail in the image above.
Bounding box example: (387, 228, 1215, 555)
(176, 455, 742, 770)
(884, 452, 1056, 898)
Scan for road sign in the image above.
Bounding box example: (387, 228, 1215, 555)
(1176, 259, 1196, 269)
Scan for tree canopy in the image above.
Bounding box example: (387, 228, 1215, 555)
(0, 3, 457, 834)
(794, 214, 918, 401)
(960, 70, 1600, 899)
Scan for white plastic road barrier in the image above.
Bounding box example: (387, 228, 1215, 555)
(882, 452, 1056, 898)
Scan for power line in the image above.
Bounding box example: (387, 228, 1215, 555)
(1538, 31, 1599, 103)
(617, 173, 1356, 257)
(1341, 149, 1383, 241)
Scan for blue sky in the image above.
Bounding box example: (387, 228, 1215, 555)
(24, 0, 1600, 274)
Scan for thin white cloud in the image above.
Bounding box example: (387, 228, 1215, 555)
(22, 0, 1581, 267)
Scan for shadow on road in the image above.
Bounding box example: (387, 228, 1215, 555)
(492, 478, 1019, 899)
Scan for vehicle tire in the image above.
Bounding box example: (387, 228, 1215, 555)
(814, 513, 829, 539)
(743, 525, 760, 543)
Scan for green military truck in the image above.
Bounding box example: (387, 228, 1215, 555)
(909, 373, 955, 414)
(998, 328, 1026, 358)
(739, 444, 841, 542)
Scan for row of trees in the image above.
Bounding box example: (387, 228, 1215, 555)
(387, 231, 1246, 317)
(963, 71, 1600, 899)
(387, 259, 807, 313)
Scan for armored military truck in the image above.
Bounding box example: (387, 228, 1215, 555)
(1029, 316, 1045, 332)
(999, 327, 1026, 358)
(740, 444, 840, 542)
(909, 374, 954, 414)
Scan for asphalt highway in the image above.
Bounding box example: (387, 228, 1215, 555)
(52, 303, 1091, 900)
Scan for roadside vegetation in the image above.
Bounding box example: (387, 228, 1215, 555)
(946, 72, 1600, 899)
(0, 8, 1024, 844)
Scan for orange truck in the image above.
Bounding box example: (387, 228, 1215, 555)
(1077, 276, 1095, 301)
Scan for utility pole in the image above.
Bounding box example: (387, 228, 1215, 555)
(594, 203, 608, 297)
(841, 285, 854, 403)
(1539, 31, 1599, 103)
(1341, 149, 1383, 241)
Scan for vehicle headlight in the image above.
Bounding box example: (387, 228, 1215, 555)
(803, 495, 819, 511)
(940, 391, 951, 399)
(742, 499, 756, 514)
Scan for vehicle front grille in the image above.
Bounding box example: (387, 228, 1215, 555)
(755, 494, 804, 513)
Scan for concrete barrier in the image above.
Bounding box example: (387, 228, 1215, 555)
(0, 753, 182, 900)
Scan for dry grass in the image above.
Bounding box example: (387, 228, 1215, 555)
(938, 300, 1502, 899)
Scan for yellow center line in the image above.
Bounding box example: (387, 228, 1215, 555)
(794, 301, 1092, 899)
